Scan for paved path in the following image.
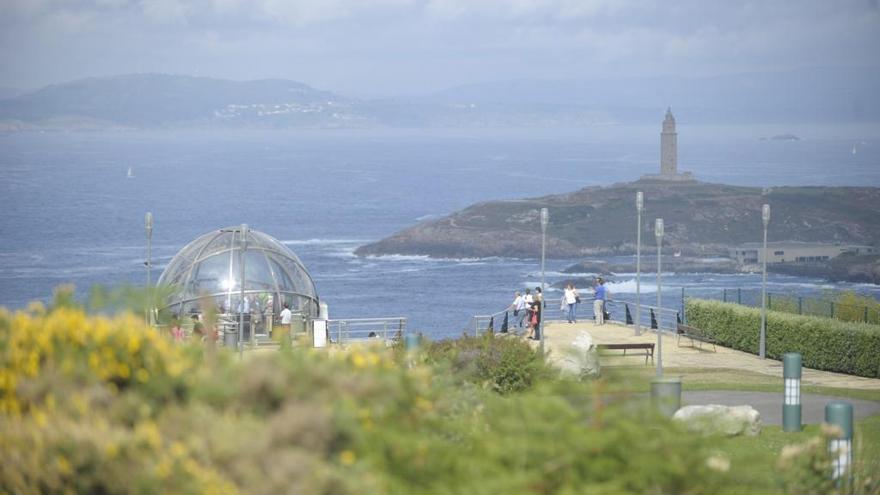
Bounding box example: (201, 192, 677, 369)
(681, 391, 880, 426)
(539, 319, 880, 391)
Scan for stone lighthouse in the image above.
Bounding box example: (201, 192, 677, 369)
(643, 108, 693, 181)
(661, 107, 677, 175)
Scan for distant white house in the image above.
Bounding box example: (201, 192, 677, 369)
(730, 242, 877, 265)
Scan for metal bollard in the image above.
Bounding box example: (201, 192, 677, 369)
(825, 401, 854, 482)
(651, 377, 682, 417)
(404, 333, 421, 351)
(782, 353, 802, 432)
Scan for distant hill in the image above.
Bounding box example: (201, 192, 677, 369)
(1, 67, 878, 130)
(355, 180, 880, 258)
(0, 74, 355, 130)
(423, 67, 880, 124)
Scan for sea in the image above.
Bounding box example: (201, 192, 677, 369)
(1, 124, 879, 338)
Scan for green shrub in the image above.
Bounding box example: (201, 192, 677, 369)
(686, 299, 880, 378)
(2, 303, 739, 494)
(423, 334, 549, 394)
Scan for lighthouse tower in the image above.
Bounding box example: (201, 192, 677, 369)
(642, 108, 693, 181)
(661, 108, 677, 176)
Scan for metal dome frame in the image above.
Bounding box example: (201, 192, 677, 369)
(157, 226, 319, 319)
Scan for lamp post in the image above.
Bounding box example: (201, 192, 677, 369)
(649, 217, 680, 417)
(145, 212, 153, 326)
(760, 204, 770, 359)
(539, 207, 548, 357)
(635, 192, 643, 336)
(238, 223, 248, 359)
(655, 218, 664, 377)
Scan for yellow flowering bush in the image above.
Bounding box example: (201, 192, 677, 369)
(1, 296, 746, 494)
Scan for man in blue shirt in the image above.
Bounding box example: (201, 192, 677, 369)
(593, 278, 608, 325)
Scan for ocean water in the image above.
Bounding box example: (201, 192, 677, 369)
(1, 126, 878, 338)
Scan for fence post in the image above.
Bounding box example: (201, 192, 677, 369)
(737, 288, 742, 305)
(866, 306, 869, 324)
(723, 288, 727, 303)
(768, 293, 772, 311)
(830, 301, 835, 319)
(798, 297, 803, 315)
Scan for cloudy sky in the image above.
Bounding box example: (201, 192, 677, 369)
(1, 0, 878, 95)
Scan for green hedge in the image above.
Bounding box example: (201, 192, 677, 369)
(685, 299, 880, 378)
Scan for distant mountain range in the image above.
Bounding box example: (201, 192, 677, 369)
(1, 67, 878, 130)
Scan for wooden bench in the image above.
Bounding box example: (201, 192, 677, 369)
(597, 343, 655, 365)
(676, 324, 717, 352)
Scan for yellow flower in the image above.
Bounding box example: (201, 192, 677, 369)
(127, 334, 142, 354)
(351, 352, 367, 369)
(104, 442, 119, 459)
(415, 397, 433, 413)
(339, 450, 356, 466)
(56, 456, 72, 475)
(366, 352, 380, 367)
(34, 409, 48, 427)
(170, 441, 188, 458)
(155, 459, 172, 479)
(136, 368, 150, 383)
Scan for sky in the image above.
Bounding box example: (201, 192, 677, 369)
(1, 0, 879, 96)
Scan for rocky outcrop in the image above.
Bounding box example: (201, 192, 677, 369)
(673, 404, 762, 436)
(557, 331, 601, 379)
(356, 180, 880, 259)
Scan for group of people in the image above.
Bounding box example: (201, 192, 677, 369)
(509, 287, 544, 340)
(165, 302, 296, 345)
(508, 278, 610, 337)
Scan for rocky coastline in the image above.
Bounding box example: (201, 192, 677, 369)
(355, 179, 880, 284)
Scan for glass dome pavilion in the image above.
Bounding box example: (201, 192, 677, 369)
(157, 226, 319, 319)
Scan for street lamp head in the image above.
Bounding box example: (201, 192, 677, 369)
(655, 218, 664, 239)
(540, 208, 549, 228)
(636, 191, 643, 211)
(145, 212, 153, 233)
(762, 204, 771, 226)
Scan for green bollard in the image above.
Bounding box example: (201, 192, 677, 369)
(404, 333, 420, 351)
(650, 377, 682, 418)
(825, 401, 854, 483)
(782, 353, 802, 432)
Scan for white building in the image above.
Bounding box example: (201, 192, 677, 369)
(731, 242, 877, 265)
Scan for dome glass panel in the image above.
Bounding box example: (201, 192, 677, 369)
(157, 227, 319, 321)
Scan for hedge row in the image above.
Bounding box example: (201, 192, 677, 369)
(685, 299, 880, 378)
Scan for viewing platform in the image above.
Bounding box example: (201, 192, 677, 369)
(540, 319, 880, 391)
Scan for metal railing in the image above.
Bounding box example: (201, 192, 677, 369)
(469, 297, 682, 336)
(326, 317, 407, 345)
(691, 288, 880, 325)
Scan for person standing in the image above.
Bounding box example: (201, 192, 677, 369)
(594, 278, 608, 325)
(510, 291, 527, 328)
(563, 283, 579, 324)
(533, 286, 544, 340)
(522, 289, 533, 329)
(170, 315, 185, 343)
(191, 314, 205, 341)
(279, 303, 292, 339)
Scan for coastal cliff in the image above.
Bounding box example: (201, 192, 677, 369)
(355, 180, 880, 259)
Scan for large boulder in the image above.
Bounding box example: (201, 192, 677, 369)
(559, 331, 601, 379)
(673, 405, 762, 437)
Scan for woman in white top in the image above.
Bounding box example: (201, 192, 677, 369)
(563, 283, 579, 323)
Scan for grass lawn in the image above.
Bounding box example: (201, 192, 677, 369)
(709, 416, 880, 495)
(596, 366, 880, 494)
(601, 366, 880, 401)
